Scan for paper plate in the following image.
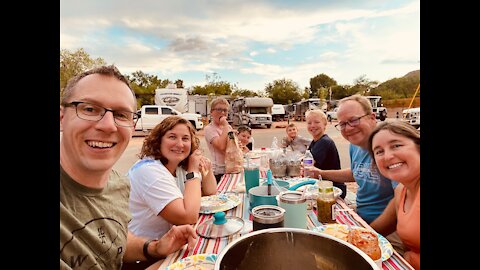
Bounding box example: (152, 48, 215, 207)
(314, 224, 393, 261)
(199, 193, 241, 214)
(165, 253, 217, 270)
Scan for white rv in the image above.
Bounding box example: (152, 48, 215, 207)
(231, 97, 273, 128)
(271, 104, 286, 121)
(364, 96, 387, 121)
(155, 84, 188, 113)
(402, 107, 420, 128)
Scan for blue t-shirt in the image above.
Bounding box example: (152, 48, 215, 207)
(350, 144, 398, 223)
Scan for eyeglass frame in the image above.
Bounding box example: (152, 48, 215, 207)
(62, 101, 139, 127)
(212, 108, 229, 113)
(334, 113, 371, 131)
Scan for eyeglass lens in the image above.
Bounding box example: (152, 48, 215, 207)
(74, 102, 136, 127)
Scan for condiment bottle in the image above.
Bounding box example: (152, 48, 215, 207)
(316, 180, 336, 224)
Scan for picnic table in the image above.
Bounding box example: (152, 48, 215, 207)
(148, 171, 414, 269)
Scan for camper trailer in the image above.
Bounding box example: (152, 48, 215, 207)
(294, 98, 326, 121)
(402, 107, 420, 128)
(230, 97, 273, 128)
(271, 104, 286, 121)
(155, 84, 188, 113)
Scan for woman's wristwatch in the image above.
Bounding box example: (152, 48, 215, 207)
(185, 171, 202, 183)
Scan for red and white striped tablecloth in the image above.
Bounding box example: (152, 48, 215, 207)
(156, 172, 414, 270)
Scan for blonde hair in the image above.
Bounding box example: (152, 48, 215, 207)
(210, 98, 230, 112)
(305, 109, 327, 124)
(338, 94, 372, 115)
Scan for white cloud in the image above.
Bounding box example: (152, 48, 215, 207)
(60, 0, 419, 90)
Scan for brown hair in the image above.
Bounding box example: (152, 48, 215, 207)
(368, 119, 420, 164)
(139, 116, 199, 169)
(237, 125, 251, 135)
(61, 65, 136, 110)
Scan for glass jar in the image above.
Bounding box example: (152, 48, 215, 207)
(316, 180, 336, 224)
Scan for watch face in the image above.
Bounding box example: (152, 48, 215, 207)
(186, 172, 194, 179)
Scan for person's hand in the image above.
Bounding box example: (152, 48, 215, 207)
(187, 149, 203, 173)
(301, 165, 321, 178)
(238, 142, 249, 153)
(199, 156, 212, 177)
(154, 225, 197, 257)
(219, 116, 229, 126)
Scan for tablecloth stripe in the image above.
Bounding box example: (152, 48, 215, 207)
(157, 173, 414, 270)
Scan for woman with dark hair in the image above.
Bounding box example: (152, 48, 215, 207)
(368, 120, 420, 269)
(127, 116, 217, 240)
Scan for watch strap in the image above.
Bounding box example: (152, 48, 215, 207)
(185, 171, 202, 182)
(143, 239, 157, 261)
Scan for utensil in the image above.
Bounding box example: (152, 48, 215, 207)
(266, 169, 272, 195)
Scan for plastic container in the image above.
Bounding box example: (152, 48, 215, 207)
(303, 150, 314, 178)
(278, 191, 307, 229)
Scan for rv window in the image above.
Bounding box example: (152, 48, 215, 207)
(250, 107, 268, 114)
(145, 107, 158, 115)
(162, 107, 174, 115)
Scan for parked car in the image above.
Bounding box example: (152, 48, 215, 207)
(326, 107, 339, 122)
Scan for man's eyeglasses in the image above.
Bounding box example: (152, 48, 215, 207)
(334, 114, 370, 131)
(213, 108, 228, 113)
(63, 101, 138, 127)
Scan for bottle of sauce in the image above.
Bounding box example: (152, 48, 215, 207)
(316, 180, 336, 224)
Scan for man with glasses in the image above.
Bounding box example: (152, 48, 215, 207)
(204, 97, 234, 183)
(305, 94, 398, 225)
(60, 65, 197, 269)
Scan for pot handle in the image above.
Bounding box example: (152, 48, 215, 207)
(288, 179, 317, 190)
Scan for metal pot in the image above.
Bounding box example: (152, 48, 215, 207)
(248, 185, 287, 211)
(215, 228, 379, 270)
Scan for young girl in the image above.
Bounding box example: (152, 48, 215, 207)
(236, 125, 253, 153)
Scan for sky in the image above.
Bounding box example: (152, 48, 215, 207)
(60, 0, 420, 92)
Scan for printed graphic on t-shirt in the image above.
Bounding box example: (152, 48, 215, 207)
(60, 217, 126, 269)
(352, 162, 380, 184)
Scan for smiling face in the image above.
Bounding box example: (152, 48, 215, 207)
(237, 130, 251, 145)
(160, 123, 192, 171)
(60, 73, 135, 179)
(336, 100, 377, 148)
(286, 126, 298, 140)
(306, 111, 327, 140)
(372, 130, 420, 185)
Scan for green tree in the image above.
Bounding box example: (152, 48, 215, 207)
(371, 71, 420, 99)
(231, 89, 258, 97)
(265, 78, 303, 104)
(60, 48, 106, 96)
(191, 72, 234, 95)
(126, 71, 171, 107)
(309, 74, 337, 98)
(352, 75, 379, 95)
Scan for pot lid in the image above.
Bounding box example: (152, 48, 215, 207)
(197, 212, 245, 239)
